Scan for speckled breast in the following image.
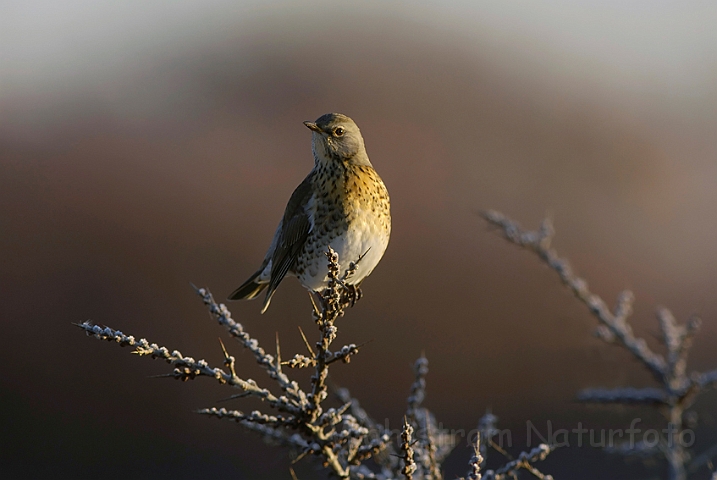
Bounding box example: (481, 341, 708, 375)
(294, 163, 391, 291)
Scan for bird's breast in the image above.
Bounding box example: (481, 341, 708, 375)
(296, 164, 391, 290)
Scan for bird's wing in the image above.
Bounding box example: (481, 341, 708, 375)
(261, 174, 313, 312)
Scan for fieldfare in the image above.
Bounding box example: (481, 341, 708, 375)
(229, 113, 391, 313)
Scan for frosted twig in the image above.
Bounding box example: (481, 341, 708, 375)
(483, 444, 554, 480)
(604, 440, 661, 458)
(401, 417, 417, 480)
(406, 356, 429, 416)
(577, 387, 667, 405)
(404, 356, 448, 479)
(283, 343, 361, 369)
(473, 412, 554, 480)
(463, 436, 483, 480)
(658, 310, 702, 393)
(198, 407, 298, 428)
(477, 411, 500, 465)
(75, 321, 299, 414)
(195, 286, 306, 405)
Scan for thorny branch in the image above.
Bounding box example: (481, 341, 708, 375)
(76, 208, 717, 479)
(78, 245, 556, 479)
(474, 412, 554, 480)
(483, 444, 554, 480)
(78, 249, 388, 478)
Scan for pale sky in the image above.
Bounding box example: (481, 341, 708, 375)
(2, 1, 715, 98)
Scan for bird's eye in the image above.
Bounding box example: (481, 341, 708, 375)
(334, 127, 345, 137)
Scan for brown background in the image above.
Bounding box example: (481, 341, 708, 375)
(2, 2, 717, 479)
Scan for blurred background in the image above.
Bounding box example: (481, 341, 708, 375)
(2, 1, 716, 478)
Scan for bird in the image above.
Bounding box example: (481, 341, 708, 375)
(228, 113, 391, 313)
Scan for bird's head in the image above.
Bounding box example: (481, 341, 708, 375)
(304, 113, 371, 167)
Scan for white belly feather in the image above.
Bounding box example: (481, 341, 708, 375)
(299, 220, 389, 291)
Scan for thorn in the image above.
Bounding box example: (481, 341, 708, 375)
(357, 247, 371, 263)
(490, 438, 513, 460)
(148, 373, 178, 379)
(217, 337, 238, 378)
(218, 337, 230, 362)
(337, 401, 352, 416)
(308, 292, 321, 317)
(292, 449, 310, 465)
(189, 281, 199, 292)
(298, 326, 315, 356)
(216, 391, 252, 403)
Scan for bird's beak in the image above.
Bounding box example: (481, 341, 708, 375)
(303, 121, 322, 133)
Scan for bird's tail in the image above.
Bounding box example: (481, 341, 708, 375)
(259, 286, 278, 314)
(228, 269, 268, 302)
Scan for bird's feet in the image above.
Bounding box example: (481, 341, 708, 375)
(312, 282, 362, 318)
(344, 284, 363, 308)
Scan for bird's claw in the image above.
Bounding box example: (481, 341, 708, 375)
(344, 284, 362, 307)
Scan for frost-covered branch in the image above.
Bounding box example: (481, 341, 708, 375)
(195, 286, 308, 406)
(577, 387, 668, 405)
(484, 210, 717, 480)
(75, 322, 299, 413)
(483, 444, 554, 480)
(461, 437, 484, 480)
(471, 412, 554, 480)
(401, 418, 417, 480)
(78, 241, 559, 479)
(483, 210, 666, 383)
(78, 250, 394, 479)
(604, 440, 661, 458)
(403, 356, 451, 480)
